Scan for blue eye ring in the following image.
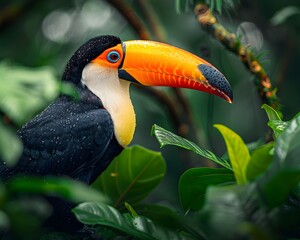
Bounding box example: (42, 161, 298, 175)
(107, 51, 120, 63)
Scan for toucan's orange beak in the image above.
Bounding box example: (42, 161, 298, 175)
(118, 40, 233, 103)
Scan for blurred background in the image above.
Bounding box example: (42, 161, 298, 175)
(1, 0, 300, 205)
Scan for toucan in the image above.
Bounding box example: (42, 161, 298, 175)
(0, 35, 232, 230)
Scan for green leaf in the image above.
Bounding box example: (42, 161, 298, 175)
(205, 0, 236, 12)
(261, 104, 282, 122)
(151, 124, 232, 170)
(73, 202, 195, 240)
(125, 202, 138, 218)
(214, 124, 250, 184)
(262, 104, 283, 138)
(175, 0, 189, 14)
(267, 120, 288, 138)
(263, 105, 300, 138)
(134, 204, 183, 230)
(260, 113, 300, 208)
(93, 145, 166, 208)
(270, 6, 300, 25)
(246, 142, 274, 181)
(134, 204, 206, 239)
(198, 114, 300, 238)
(0, 62, 59, 125)
(179, 167, 235, 211)
(0, 121, 22, 166)
(8, 177, 107, 204)
(207, 0, 223, 13)
(209, 0, 215, 12)
(216, 0, 222, 13)
(267, 112, 300, 138)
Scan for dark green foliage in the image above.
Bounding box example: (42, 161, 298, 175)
(0, 177, 106, 239)
(74, 108, 300, 239)
(179, 167, 235, 210)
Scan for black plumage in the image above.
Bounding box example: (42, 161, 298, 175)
(0, 36, 124, 231)
(1, 90, 123, 184)
(1, 35, 124, 182)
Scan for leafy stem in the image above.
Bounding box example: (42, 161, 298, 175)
(193, 3, 280, 110)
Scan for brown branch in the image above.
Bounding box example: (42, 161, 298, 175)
(106, 0, 150, 40)
(132, 85, 183, 133)
(194, 3, 280, 110)
(134, 0, 167, 42)
(0, 0, 38, 32)
(172, 89, 196, 137)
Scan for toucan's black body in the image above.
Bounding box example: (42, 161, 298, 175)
(1, 90, 123, 184)
(1, 36, 124, 183)
(0, 36, 125, 231)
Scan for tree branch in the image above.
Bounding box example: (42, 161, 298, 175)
(134, 0, 166, 42)
(194, 3, 280, 110)
(106, 0, 150, 40)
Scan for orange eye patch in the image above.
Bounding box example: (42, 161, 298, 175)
(92, 43, 124, 68)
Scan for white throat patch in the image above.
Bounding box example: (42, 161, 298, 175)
(82, 63, 136, 147)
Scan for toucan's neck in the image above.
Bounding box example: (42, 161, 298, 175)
(81, 63, 136, 147)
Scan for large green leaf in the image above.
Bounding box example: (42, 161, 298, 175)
(246, 142, 274, 181)
(0, 62, 59, 125)
(260, 113, 300, 208)
(93, 145, 166, 208)
(8, 177, 107, 204)
(214, 124, 250, 184)
(73, 202, 195, 240)
(151, 124, 232, 170)
(0, 121, 22, 166)
(179, 167, 235, 211)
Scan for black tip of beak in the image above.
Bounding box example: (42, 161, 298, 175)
(198, 64, 233, 102)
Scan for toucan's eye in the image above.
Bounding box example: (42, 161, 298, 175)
(107, 51, 120, 63)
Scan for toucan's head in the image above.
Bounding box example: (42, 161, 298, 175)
(63, 35, 232, 102)
(63, 35, 233, 146)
